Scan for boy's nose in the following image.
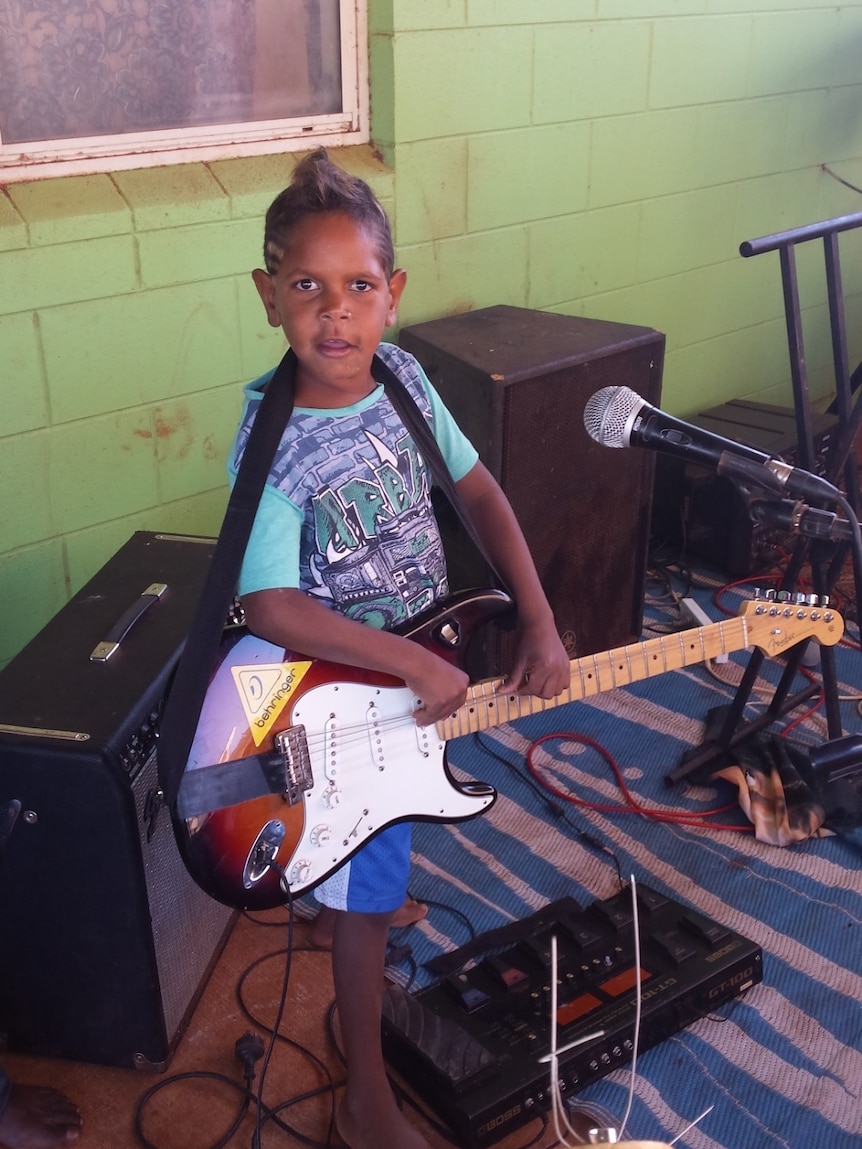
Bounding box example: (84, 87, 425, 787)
(320, 292, 351, 320)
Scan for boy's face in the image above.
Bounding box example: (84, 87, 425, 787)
(252, 211, 406, 408)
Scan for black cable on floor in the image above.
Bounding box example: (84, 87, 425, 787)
(473, 731, 623, 885)
(133, 883, 343, 1149)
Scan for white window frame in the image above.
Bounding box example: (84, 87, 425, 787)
(0, 0, 368, 183)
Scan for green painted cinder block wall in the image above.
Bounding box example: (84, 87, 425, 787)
(2, 0, 862, 668)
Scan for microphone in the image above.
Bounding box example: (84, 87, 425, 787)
(583, 386, 841, 503)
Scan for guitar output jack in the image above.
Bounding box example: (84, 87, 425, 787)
(243, 819, 285, 888)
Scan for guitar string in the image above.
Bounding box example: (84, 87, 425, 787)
(233, 635, 724, 764)
(209, 607, 829, 776)
(256, 624, 711, 752)
(239, 627, 723, 759)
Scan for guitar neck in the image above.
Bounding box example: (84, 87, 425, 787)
(436, 615, 749, 740)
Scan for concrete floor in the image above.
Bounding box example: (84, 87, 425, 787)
(2, 908, 567, 1149)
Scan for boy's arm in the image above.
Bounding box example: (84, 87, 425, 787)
(241, 588, 469, 726)
(455, 460, 571, 698)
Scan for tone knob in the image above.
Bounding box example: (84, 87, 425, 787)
(290, 860, 313, 885)
(310, 824, 332, 847)
(322, 787, 342, 809)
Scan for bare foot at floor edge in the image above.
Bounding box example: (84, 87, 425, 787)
(309, 898, 428, 950)
(0, 1083, 82, 1149)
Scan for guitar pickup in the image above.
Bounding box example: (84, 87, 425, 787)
(274, 726, 314, 805)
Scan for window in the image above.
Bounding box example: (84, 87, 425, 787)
(0, 0, 367, 182)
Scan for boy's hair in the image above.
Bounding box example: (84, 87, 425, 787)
(262, 148, 395, 279)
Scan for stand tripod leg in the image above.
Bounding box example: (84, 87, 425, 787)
(664, 681, 821, 786)
(666, 521, 845, 786)
(662, 649, 766, 787)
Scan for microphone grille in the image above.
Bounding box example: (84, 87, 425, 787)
(583, 386, 642, 448)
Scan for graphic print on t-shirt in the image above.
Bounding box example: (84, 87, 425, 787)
(307, 426, 448, 628)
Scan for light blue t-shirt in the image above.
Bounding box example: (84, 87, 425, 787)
(229, 342, 479, 630)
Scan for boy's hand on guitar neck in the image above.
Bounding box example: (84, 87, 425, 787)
(404, 643, 470, 727)
(409, 608, 570, 724)
(453, 463, 570, 702)
(502, 611, 571, 700)
(406, 610, 569, 725)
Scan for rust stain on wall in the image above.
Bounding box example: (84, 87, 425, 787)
(154, 403, 194, 461)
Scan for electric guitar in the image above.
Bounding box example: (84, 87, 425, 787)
(172, 588, 843, 909)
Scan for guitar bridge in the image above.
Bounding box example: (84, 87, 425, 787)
(274, 726, 314, 805)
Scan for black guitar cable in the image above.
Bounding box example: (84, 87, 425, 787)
(472, 731, 623, 885)
(133, 1034, 263, 1149)
(134, 867, 344, 1149)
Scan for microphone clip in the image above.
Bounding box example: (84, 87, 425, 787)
(716, 451, 841, 504)
(748, 497, 853, 542)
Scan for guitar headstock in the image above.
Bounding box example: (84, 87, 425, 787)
(739, 593, 844, 655)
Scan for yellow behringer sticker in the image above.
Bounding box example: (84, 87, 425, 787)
(231, 660, 312, 746)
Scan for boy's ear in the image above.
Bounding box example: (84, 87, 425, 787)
(251, 268, 282, 328)
(386, 268, 408, 326)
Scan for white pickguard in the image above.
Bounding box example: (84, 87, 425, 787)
(279, 679, 495, 890)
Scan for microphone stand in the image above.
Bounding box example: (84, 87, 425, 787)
(667, 213, 862, 788)
(666, 501, 862, 785)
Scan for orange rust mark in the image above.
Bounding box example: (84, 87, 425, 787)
(154, 403, 194, 460)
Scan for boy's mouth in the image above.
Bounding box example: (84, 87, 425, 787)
(318, 338, 354, 356)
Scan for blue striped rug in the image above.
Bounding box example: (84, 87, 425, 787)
(385, 579, 862, 1148)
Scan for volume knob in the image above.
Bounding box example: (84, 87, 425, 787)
(310, 824, 333, 847)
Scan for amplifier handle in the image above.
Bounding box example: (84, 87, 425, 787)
(90, 583, 168, 662)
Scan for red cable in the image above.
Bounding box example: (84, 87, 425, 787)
(526, 731, 754, 835)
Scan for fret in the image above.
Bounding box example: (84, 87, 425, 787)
(436, 605, 839, 743)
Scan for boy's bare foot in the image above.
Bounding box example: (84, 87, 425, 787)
(391, 898, 429, 930)
(309, 898, 427, 950)
(337, 1095, 431, 1149)
(0, 1083, 82, 1149)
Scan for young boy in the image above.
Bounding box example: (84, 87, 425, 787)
(234, 148, 570, 1149)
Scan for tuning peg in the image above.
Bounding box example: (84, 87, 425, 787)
(754, 587, 777, 602)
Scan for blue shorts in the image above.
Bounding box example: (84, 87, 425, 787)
(314, 822, 412, 913)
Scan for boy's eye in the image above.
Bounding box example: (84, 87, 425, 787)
(295, 278, 317, 291)
(353, 280, 373, 292)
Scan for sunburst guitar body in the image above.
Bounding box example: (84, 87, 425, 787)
(172, 589, 843, 909)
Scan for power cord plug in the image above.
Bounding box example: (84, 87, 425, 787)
(234, 1031, 265, 1085)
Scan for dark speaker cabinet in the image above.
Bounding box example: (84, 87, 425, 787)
(399, 306, 665, 677)
(0, 532, 235, 1070)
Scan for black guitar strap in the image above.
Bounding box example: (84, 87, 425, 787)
(157, 348, 298, 813)
(159, 350, 507, 820)
(371, 354, 508, 594)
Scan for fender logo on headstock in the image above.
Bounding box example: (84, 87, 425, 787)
(740, 593, 844, 655)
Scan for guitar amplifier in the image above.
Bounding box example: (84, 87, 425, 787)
(0, 531, 235, 1070)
